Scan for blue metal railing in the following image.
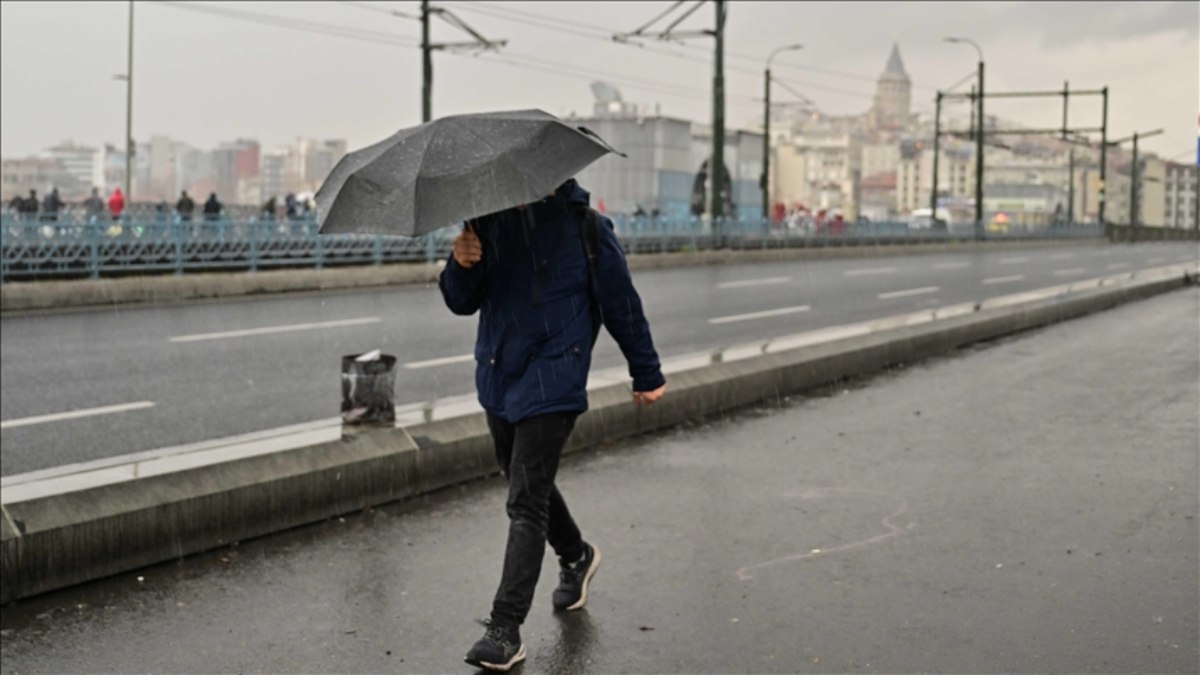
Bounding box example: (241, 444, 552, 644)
(1, 214, 461, 281)
(609, 215, 1104, 255)
(1, 212, 1104, 283)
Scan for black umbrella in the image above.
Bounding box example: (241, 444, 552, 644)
(316, 109, 623, 236)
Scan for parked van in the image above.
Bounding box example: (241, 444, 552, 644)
(908, 207, 950, 231)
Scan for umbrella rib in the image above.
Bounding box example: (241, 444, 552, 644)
(412, 129, 438, 231)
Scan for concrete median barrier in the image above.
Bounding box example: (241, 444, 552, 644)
(2, 239, 1093, 313)
(1, 263, 1195, 603)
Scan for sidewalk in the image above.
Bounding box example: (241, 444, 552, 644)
(2, 289, 1196, 674)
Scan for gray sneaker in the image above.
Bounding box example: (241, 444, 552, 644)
(465, 619, 525, 671)
(552, 542, 602, 611)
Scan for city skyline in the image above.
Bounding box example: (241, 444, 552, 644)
(1, 1, 1195, 162)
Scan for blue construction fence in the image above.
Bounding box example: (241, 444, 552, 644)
(1, 212, 1104, 282)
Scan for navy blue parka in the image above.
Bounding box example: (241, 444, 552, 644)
(438, 179, 665, 424)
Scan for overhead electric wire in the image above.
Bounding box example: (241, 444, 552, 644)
(943, 70, 978, 93)
(445, 1, 938, 91)
(151, 0, 751, 109)
(442, 0, 877, 106)
(444, 1, 738, 72)
(445, 0, 877, 110)
(153, 1, 420, 47)
(343, 1, 420, 21)
(473, 49, 762, 108)
(630, 0, 689, 36)
(152, 1, 843, 120)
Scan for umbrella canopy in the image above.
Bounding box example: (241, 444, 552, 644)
(316, 109, 623, 236)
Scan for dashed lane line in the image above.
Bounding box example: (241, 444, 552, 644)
(709, 305, 811, 325)
(717, 276, 792, 289)
(982, 275, 1025, 285)
(843, 267, 896, 277)
(878, 286, 939, 300)
(169, 317, 382, 343)
(1, 401, 156, 430)
(404, 354, 475, 369)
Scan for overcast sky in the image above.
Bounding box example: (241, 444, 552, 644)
(1, 1, 1195, 161)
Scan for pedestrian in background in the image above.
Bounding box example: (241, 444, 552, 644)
(176, 190, 195, 221)
(203, 193, 222, 221)
(20, 190, 39, 220)
(107, 187, 125, 220)
(40, 188, 63, 221)
(84, 188, 105, 222)
(440, 178, 666, 671)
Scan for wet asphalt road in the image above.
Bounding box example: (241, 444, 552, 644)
(2, 287, 1196, 674)
(2, 240, 1197, 476)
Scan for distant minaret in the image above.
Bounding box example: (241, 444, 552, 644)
(871, 43, 912, 131)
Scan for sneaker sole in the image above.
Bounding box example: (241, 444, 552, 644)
(564, 544, 602, 611)
(466, 643, 526, 672)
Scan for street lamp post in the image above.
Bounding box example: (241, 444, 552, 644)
(421, 0, 431, 123)
(761, 44, 803, 221)
(123, 1, 134, 201)
(945, 37, 984, 239)
(931, 91, 942, 222)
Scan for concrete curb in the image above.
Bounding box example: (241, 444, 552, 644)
(2, 239, 1094, 313)
(2, 263, 1194, 603)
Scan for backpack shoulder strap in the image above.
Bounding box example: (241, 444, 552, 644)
(580, 208, 599, 273)
(577, 207, 603, 345)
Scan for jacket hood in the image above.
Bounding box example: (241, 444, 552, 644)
(556, 178, 590, 210)
(525, 178, 589, 224)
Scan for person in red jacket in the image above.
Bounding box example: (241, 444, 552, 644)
(107, 188, 125, 220)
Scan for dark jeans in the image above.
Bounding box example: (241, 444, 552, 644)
(487, 412, 585, 627)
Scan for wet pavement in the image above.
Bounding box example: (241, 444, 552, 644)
(5, 241, 1196, 476)
(2, 288, 1197, 674)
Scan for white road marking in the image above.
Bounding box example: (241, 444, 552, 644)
(982, 275, 1025, 285)
(843, 266, 896, 277)
(878, 286, 939, 300)
(933, 261, 971, 270)
(404, 353, 474, 369)
(1050, 253, 1076, 260)
(1, 401, 155, 430)
(999, 257, 1029, 264)
(169, 317, 382, 343)
(1106, 262, 1130, 270)
(1053, 268, 1088, 277)
(709, 305, 811, 325)
(1147, 257, 1167, 264)
(717, 276, 792, 289)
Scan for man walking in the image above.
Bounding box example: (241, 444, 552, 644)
(439, 178, 666, 671)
